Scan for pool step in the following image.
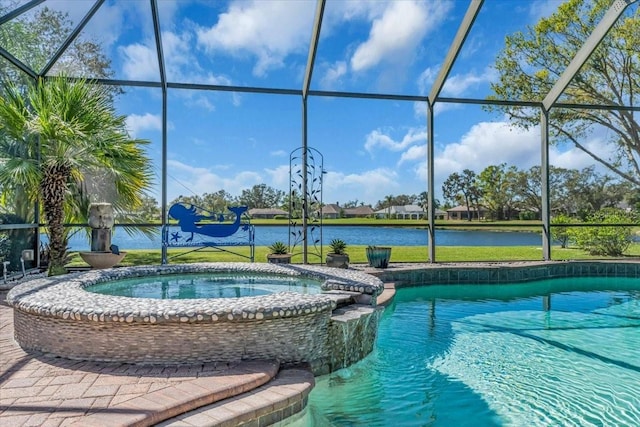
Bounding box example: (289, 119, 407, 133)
(71, 360, 280, 427)
(323, 282, 396, 308)
(157, 366, 315, 427)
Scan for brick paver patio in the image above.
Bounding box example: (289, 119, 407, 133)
(0, 290, 279, 427)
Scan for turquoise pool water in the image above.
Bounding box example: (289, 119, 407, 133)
(85, 273, 323, 299)
(299, 277, 640, 426)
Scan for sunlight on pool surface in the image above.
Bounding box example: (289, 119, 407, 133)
(294, 277, 640, 427)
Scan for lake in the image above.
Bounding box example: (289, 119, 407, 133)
(53, 225, 547, 251)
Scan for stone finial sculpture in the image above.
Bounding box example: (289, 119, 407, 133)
(88, 203, 115, 252)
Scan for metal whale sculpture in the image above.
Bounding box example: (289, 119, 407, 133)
(168, 203, 248, 240)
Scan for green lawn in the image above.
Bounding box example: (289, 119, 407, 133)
(67, 243, 640, 267)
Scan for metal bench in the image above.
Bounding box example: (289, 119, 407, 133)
(161, 203, 255, 263)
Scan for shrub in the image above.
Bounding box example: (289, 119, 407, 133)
(567, 208, 637, 256)
(519, 211, 537, 220)
(551, 213, 575, 248)
(268, 241, 289, 254)
(328, 238, 347, 255)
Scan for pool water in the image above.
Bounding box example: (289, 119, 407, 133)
(85, 273, 323, 299)
(298, 277, 640, 427)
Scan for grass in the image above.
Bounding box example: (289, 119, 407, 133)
(66, 242, 640, 267)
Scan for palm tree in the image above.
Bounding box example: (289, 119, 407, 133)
(0, 76, 152, 275)
(384, 194, 394, 219)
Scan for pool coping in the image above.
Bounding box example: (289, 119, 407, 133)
(354, 260, 640, 286)
(6, 262, 384, 325)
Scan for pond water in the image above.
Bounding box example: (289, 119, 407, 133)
(48, 225, 547, 251)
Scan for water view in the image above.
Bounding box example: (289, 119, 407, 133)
(54, 226, 546, 251)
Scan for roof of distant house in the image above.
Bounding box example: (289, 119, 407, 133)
(343, 206, 374, 215)
(446, 205, 485, 212)
(374, 205, 426, 215)
(318, 204, 341, 214)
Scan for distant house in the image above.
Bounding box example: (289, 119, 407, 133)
(248, 208, 289, 219)
(343, 205, 374, 218)
(446, 205, 487, 220)
(434, 209, 447, 220)
(374, 205, 427, 219)
(317, 204, 341, 219)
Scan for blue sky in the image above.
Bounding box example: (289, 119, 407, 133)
(7, 0, 633, 206)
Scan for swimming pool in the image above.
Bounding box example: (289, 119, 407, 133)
(300, 276, 640, 426)
(85, 273, 324, 299)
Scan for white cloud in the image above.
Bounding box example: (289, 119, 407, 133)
(417, 66, 438, 95)
(399, 144, 427, 165)
(319, 61, 348, 90)
(365, 127, 426, 153)
(405, 120, 615, 200)
(126, 113, 163, 137)
(265, 165, 290, 187)
(529, 0, 562, 20)
(323, 168, 400, 205)
(416, 65, 497, 98)
(550, 138, 613, 171)
(441, 68, 498, 97)
(120, 43, 158, 80)
(196, 0, 315, 77)
(166, 160, 264, 201)
(351, 1, 450, 72)
(431, 121, 539, 182)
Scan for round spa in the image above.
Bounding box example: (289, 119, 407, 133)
(6, 263, 384, 374)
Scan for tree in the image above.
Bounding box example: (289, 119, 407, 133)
(489, 0, 639, 186)
(0, 77, 152, 275)
(442, 169, 482, 221)
(478, 163, 518, 220)
(417, 191, 441, 211)
(568, 207, 637, 256)
(342, 199, 363, 209)
(129, 195, 160, 222)
(550, 213, 574, 248)
(0, 5, 115, 90)
(237, 184, 284, 209)
(514, 165, 579, 215)
(0, 4, 119, 228)
(513, 165, 630, 218)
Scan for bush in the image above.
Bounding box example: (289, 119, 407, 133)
(567, 208, 637, 256)
(328, 238, 347, 255)
(268, 241, 289, 254)
(551, 213, 575, 248)
(519, 211, 537, 220)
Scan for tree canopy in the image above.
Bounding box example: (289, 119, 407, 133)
(489, 0, 639, 186)
(0, 77, 152, 274)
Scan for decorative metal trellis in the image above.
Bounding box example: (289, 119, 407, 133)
(289, 147, 324, 263)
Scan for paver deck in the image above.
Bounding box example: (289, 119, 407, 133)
(0, 290, 280, 427)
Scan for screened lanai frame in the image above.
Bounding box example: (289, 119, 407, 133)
(0, 0, 638, 266)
